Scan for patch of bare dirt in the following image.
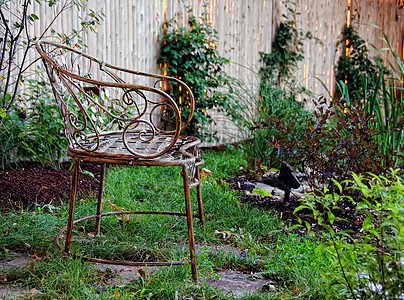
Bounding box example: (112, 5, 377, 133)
(0, 162, 100, 212)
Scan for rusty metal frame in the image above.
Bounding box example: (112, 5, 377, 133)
(36, 41, 204, 281)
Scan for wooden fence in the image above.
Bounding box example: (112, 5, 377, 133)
(19, 0, 404, 144)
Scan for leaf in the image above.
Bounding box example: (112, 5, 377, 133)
(0, 108, 6, 119)
(362, 216, 373, 230)
(252, 187, 272, 197)
(327, 210, 336, 225)
(22, 142, 37, 155)
(293, 205, 308, 214)
(331, 179, 343, 194)
(81, 170, 94, 177)
(137, 269, 146, 279)
(288, 224, 302, 231)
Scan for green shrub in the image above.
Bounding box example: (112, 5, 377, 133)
(158, 4, 240, 142)
(242, 82, 312, 172)
(335, 23, 382, 103)
(0, 79, 67, 168)
(295, 171, 404, 299)
(269, 95, 402, 193)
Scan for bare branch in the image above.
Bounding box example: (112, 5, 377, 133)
(38, 0, 75, 41)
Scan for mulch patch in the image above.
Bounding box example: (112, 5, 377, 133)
(225, 172, 365, 233)
(0, 161, 100, 212)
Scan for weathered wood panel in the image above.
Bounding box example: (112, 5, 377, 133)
(296, 0, 347, 106)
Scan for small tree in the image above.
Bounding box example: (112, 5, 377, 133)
(0, 0, 103, 168)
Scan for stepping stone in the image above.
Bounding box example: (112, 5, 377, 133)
(93, 263, 159, 286)
(206, 270, 275, 298)
(0, 285, 31, 300)
(0, 252, 31, 272)
(0, 253, 33, 299)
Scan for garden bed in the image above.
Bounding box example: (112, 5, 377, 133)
(0, 162, 100, 211)
(225, 171, 365, 233)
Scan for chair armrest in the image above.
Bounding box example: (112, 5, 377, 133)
(36, 41, 195, 132)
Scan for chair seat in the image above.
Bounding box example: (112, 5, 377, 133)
(68, 133, 202, 166)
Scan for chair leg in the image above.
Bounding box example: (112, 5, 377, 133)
(195, 166, 204, 226)
(181, 165, 198, 282)
(65, 159, 79, 253)
(95, 163, 106, 236)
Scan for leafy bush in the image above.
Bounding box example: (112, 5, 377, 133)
(268, 29, 404, 191)
(268, 96, 402, 193)
(242, 81, 312, 173)
(158, 5, 240, 142)
(295, 172, 404, 299)
(335, 23, 382, 103)
(0, 79, 67, 168)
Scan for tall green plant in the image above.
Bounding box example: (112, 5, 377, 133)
(335, 24, 381, 103)
(337, 29, 404, 156)
(242, 80, 312, 172)
(294, 172, 404, 299)
(240, 0, 314, 173)
(369, 29, 404, 155)
(158, 4, 240, 142)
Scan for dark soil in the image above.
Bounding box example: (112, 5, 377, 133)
(0, 161, 100, 212)
(225, 172, 365, 233)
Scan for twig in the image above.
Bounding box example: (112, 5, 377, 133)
(331, 235, 356, 298)
(37, 0, 75, 42)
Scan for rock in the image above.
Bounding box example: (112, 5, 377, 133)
(239, 249, 249, 259)
(261, 282, 277, 292)
(241, 182, 256, 192)
(253, 182, 284, 199)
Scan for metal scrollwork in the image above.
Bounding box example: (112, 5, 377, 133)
(149, 101, 176, 133)
(154, 79, 174, 95)
(38, 41, 184, 159)
(122, 119, 156, 156)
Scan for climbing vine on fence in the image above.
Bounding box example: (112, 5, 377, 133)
(158, 5, 241, 142)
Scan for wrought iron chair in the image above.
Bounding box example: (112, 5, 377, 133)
(36, 41, 204, 281)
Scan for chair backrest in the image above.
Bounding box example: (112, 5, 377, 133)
(36, 41, 195, 159)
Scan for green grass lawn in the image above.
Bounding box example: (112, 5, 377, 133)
(0, 148, 332, 299)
